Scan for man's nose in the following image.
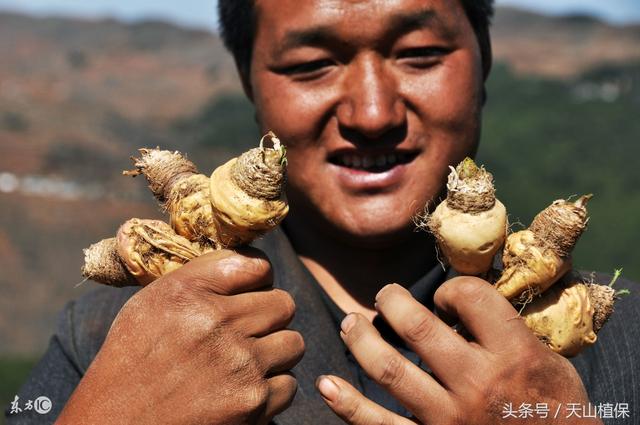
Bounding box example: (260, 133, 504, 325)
(336, 57, 406, 139)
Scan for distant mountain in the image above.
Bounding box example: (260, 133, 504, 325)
(0, 11, 240, 177)
(492, 7, 640, 77)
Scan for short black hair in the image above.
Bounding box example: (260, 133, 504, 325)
(218, 0, 494, 80)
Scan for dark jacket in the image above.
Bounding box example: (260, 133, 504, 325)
(6, 228, 640, 424)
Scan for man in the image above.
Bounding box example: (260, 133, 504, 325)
(7, 1, 639, 424)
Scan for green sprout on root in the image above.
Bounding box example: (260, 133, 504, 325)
(608, 268, 631, 297)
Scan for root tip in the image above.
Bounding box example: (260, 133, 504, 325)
(575, 194, 593, 208)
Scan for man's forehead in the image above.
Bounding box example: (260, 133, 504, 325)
(254, 0, 464, 43)
(254, 0, 462, 24)
(255, 0, 376, 13)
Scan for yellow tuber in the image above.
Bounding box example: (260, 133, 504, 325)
(521, 280, 615, 357)
(82, 219, 207, 286)
(81, 237, 139, 287)
(125, 132, 288, 248)
(116, 218, 208, 285)
(495, 195, 591, 303)
(208, 145, 289, 247)
(82, 132, 289, 287)
(415, 157, 620, 357)
(419, 157, 507, 276)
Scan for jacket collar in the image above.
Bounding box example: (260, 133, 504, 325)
(253, 228, 358, 425)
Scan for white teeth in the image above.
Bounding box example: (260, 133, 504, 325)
(337, 153, 405, 169)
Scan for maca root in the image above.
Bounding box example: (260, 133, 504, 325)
(208, 143, 288, 247)
(116, 218, 208, 286)
(495, 195, 591, 303)
(125, 132, 288, 247)
(500, 196, 622, 357)
(417, 157, 623, 357)
(82, 238, 139, 288)
(417, 158, 507, 276)
(83, 219, 207, 287)
(521, 278, 616, 357)
(82, 132, 289, 287)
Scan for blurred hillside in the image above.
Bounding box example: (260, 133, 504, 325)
(0, 12, 243, 362)
(0, 7, 639, 362)
(491, 8, 640, 77)
(479, 61, 640, 277)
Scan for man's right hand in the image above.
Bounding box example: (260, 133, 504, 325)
(56, 248, 304, 425)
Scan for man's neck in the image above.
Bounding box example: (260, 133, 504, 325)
(283, 216, 438, 321)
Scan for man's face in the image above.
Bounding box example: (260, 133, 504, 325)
(249, 0, 484, 246)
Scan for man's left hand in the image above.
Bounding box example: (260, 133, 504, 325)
(315, 277, 601, 424)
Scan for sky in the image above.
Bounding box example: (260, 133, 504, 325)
(0, 0, 638, 31)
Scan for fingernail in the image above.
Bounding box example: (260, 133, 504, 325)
(341, 314, 356, 333)
(316, 376, 339, 402)
(375, 283, 396, 302)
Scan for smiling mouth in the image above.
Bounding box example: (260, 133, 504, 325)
(328, 151, 419, 173)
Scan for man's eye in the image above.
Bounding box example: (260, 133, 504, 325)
(279, 59, 334, 76)
(397, 47, 450, 67)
